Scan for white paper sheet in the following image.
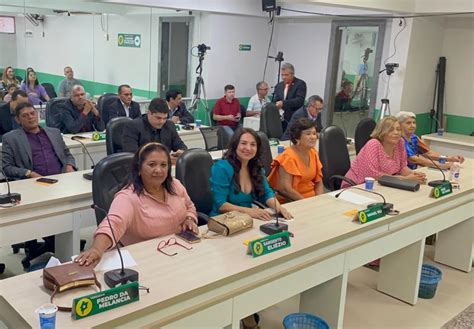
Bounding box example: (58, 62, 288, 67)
(72, 250, 137, 272)
(328, 190, 377, 205)
(45, 256, 62, 268)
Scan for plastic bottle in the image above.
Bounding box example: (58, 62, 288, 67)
(449, 162, 460, 183)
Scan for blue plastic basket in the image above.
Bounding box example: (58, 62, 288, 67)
(283, 313, 330, 329)
(418, 264, 442, 299)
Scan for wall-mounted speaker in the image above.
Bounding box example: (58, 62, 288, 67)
(262, 0, 276, 12)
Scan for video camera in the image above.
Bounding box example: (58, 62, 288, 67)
(197, 43, 210, 54)
(385, 63, 399, 75)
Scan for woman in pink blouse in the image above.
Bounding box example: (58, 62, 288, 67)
(76, 143, 198, 267)
(343, 116, 427, 187)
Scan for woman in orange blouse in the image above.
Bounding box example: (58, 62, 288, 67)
(268, 118, 323, 203)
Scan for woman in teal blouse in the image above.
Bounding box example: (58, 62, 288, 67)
(210, 128, 292, 220)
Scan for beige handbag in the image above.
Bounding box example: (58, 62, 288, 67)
(208, 211, 253, 236)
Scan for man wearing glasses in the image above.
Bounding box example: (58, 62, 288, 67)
(281, 95, 324, 141)
(246, 81, 270, 117)
(102, 84, 141, 125)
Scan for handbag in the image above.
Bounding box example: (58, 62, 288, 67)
(207, 211, 253, 236)
(43, 262, 101, 312)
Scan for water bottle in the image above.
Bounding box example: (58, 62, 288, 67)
(449, 162, 460, 183)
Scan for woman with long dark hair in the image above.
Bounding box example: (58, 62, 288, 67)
(20, 69, 49, 105)
(210, 128, 291, 220)
(76, 142, 198, 267)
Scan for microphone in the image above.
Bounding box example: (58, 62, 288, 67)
(0, 170, 21, 205)
(91, 204, 139, 288)
(417, 149, 449, 188)
(335, 186, 394, 214)
(71, 136, 95, 180)
(260, 190, 288, 235)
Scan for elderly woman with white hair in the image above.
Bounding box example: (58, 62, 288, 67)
(396, 111, 464, 170)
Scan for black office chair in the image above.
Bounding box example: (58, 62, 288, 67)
(175, 149, 213, 226)
(106, 117, 133, 155)
(92, 153, 134, 226)
(354, 118, 376, 154)
(260, 103, 283, 139)
(97, 93, 118, 115)
(42, 83, 57, 99)
(45, 97, 68, 129)
(199, 126, 230, 151)
(319, 125, 355, 191)
(256, 131, 273, 176)
(240, 104, 246, 125)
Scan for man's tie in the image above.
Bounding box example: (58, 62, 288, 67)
(283, 83, 290, 99)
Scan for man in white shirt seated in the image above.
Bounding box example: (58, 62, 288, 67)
(102, 84, 141, 125)
(246, 81, 270, 117)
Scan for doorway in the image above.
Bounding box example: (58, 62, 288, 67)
(324, 21, 386, 138)
(158, 18, 192, 97)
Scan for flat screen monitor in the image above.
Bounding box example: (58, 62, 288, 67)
(0, 16, 15, 34)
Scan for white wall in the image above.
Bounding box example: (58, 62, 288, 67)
(399, 17, 445, 114)
(441, 17, 474, 117)
(273, 18, 332, 98)
(198, 13, 272, 99)
(0, 32, 17, 69)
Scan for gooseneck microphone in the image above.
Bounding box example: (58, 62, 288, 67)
(260, 190, 288, 235)
(335, 186, 394, 214)
(91, 204, 139, 288)
(0, 170, 21, 205)
(417, 149, 449, 187)
(71, 136, 95, 180)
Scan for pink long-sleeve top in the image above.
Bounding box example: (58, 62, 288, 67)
(95, 178, 197, 247)
(343, 138, 408, 187)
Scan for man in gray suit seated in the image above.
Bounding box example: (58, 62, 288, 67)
(2, 102, 76, 179)
(281, 95, 324, 140)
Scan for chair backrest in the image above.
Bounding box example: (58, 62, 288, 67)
(45, 97, 68, 129)
(260, 103, 283, 139)
(354, 118, 376, 154)
(106, 117, 133, 155)
(200, 126, 229, 151)
(97, 93, 118, 114)
(256, 131, 272, 176)
(319, 125, 351, 191)
(240, 104, 246, 125)
(92, 152, 134, 226)
(42, 83, 57, 98)
(218, 125, 234, 149)
(175, 149, 214, 224)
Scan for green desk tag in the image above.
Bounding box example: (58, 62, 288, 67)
(431, 182, 452, 199)
(72, 281, 139, 320)
(356, 204, 385, 224)
(91, 132, 106, 141)
(248, 231, 291, 257)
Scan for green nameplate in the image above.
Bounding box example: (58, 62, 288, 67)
(91, 132, 106, 141)
(72, 281, 139, 320)
(248, 231, 291, 257)
(356, 204, 385, 224)
(431, 182, 452, 199)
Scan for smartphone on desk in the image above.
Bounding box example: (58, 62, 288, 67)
(36, 177, 58, 184)
(176, 230, 201, 244)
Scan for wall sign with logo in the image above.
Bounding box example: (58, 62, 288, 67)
(239, 44, 251, 51)
(118, 33, 141, 48)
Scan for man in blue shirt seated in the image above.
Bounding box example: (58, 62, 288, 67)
(58, 85, 105, 134)
(281, 95, 324, 140)
(2, 102, 76, 179)
(102, 84, 142, 126)
(0, 90, 28, 139)
(165, 89, 194, 125)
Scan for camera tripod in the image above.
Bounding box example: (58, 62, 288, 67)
(189, 50, 211, 125)
(378, 63, 398, 120)
(353, 50, 371, 111)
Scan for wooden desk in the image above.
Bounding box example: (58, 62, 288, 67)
(0, 171, 94, 262)
(0, 161, 471, 328)
(422, 132, 474, 158)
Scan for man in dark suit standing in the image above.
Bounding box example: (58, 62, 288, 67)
(102, 84, 141, 125)
(2, 102, 76, 179)
(272, 63, 307, 131)
(281, 95, 324, 140)
(0, 90, 28, 139)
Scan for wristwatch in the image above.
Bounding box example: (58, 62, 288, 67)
(25, 170, 32, 178)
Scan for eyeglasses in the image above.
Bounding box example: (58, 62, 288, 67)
(156, 237, 192, 256)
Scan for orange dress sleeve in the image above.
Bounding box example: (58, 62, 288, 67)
(268, 149, 302, 191)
